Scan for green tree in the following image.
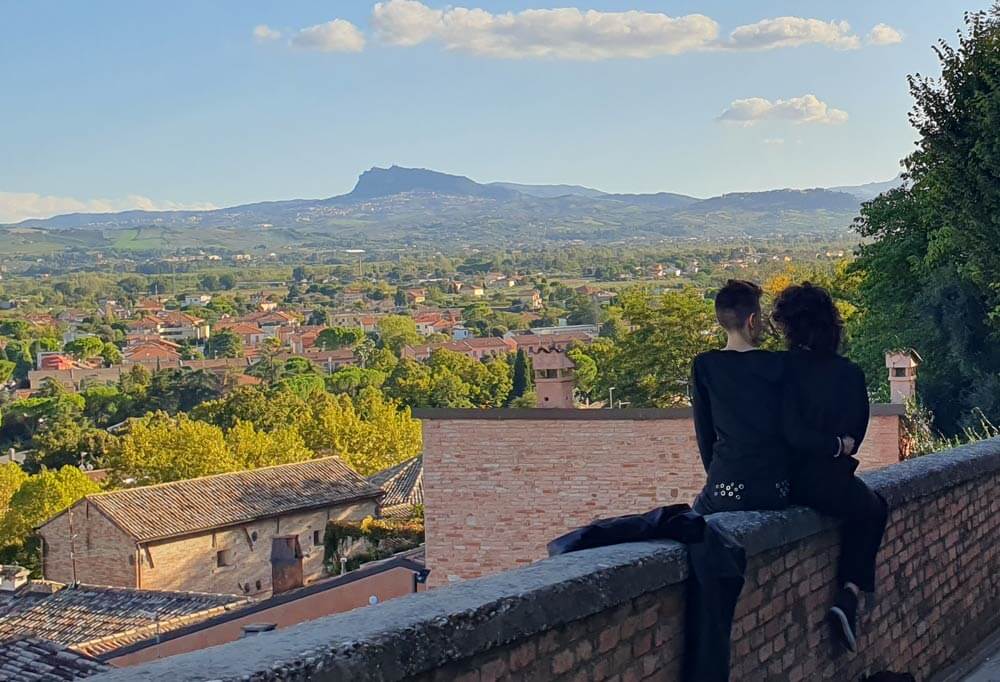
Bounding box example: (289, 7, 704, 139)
(30, 418, 115, 471)
(218, 273, 237, 290)
(377, 316, 422, 353)
(82, 385, 127, 426)
(566, 346, 597, 399)
(0, 466, 99, 546)
(298, 393, 420, 476)
(0, 463, 28, 516)
(144, 368, 223, 414)
(327, 367, 387, 398)
(192, 385, 310, 432)
(0, 320, 31, 340)
(199, 274, 220, 291)
(851, 7, 1000, 433)
(100, 342, 123, 366)
(603, 287, 721, 407)
(316, 327, 364, 350)
(108, 412, 238, 485)
(204, 329, 243, 359)
(64, 336, 104, 361)
(225, 420, 313, 469)
(508, 349, 531, 404)
(0, 359, 15, 385)
(276, 372, 326, 399)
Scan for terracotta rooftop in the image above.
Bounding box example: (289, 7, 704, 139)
(0, 584, 248, 658)
(0, 636, 110, 680)
(70, 457, 382, 542)
(369, 456, 423, 517)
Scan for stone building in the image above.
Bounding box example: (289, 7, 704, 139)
(37, 458, 382, 598)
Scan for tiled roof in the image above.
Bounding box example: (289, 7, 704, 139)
(0, 584, 248, 657)
(369, 456, 423, 513)
(83, 457, 382, 542)
(0, 636, 109, 681)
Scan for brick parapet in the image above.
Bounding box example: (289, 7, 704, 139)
(420, 408, 903, 586)
(91, 437, 1000, 682)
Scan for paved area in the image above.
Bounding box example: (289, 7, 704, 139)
(961, 636, 1000, 682)
(963, 654, 1000, 681)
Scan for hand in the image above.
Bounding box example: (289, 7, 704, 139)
(840, 435, 856, 456)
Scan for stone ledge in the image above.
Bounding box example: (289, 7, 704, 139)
(91, 542, 689, 681)
(413, 403, 905, 420)
(90, 436, 1000, 682)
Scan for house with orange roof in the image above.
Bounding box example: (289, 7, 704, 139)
(401, 337, 515, 362)
(213, 320, 267, 347)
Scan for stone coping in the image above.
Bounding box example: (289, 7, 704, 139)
(91, 437, 1000, 682)
(413, 404, 905, 420)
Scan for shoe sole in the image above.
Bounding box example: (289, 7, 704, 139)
(828, 606, 858, 652)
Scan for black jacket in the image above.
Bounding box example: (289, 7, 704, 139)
(691, 349, 791, 511)
(780, 348, 870, 476)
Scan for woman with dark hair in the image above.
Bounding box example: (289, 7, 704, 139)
(773, 283, 889, 654)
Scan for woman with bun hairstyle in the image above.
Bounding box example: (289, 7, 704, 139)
(773, 282, 889, 654)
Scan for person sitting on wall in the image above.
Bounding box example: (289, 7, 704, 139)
(691, 279, 797, 513)
(773, 283, 889, 653)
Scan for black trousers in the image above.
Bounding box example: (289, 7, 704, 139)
(792, 464, 888, 593)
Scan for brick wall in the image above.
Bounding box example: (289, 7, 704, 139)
(89, 438, 1000, 682)
(419, 408, 903, 587)
(39, 502, 138, 587)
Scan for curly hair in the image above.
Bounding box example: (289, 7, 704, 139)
(771, 282, 843, 353)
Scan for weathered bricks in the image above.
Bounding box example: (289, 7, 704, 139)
(422, 414, 902, 587)
(403, 467, 998, 682)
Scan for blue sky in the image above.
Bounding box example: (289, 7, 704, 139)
(0, 0, 987, 222)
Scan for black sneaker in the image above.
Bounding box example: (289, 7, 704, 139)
(828, 588, 859, 652)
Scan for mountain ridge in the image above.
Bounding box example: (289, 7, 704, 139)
(0, 166, 901, 251)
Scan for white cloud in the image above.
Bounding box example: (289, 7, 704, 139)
(372, 0, 719, 59)
(718, 94, 848, 126)
(253, 24, 282, 42)
(723, 17, 860, 51)
(867, 23, 904, 46)
(762, 137, 785, 146)
(0, 192, 217, 224)
(291, 19, 367, 53)
(257, 4, 899, 61)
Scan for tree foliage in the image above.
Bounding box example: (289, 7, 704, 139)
(377, 316, 422, 353)
(0, 466, 99, 546)
(316, 327, 364, 350)
(108, 412, 238, 486)
(571, 287, 721, 407)
(204, 329, 243, 359)
(850, 6, 1000, 433)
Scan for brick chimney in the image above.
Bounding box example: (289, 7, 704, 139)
(885, 349, 921, 403)
(532, 348, 576, 409)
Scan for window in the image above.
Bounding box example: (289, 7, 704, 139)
(313, 530, 322, 546)
(216, 549, 233, 568)
(893, 367, 907, 377)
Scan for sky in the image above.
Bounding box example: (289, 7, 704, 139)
(0, 0, 988, 223)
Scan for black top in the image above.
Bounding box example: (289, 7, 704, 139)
(691, 349, 791, 510)
(780, 348, 870, 471)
